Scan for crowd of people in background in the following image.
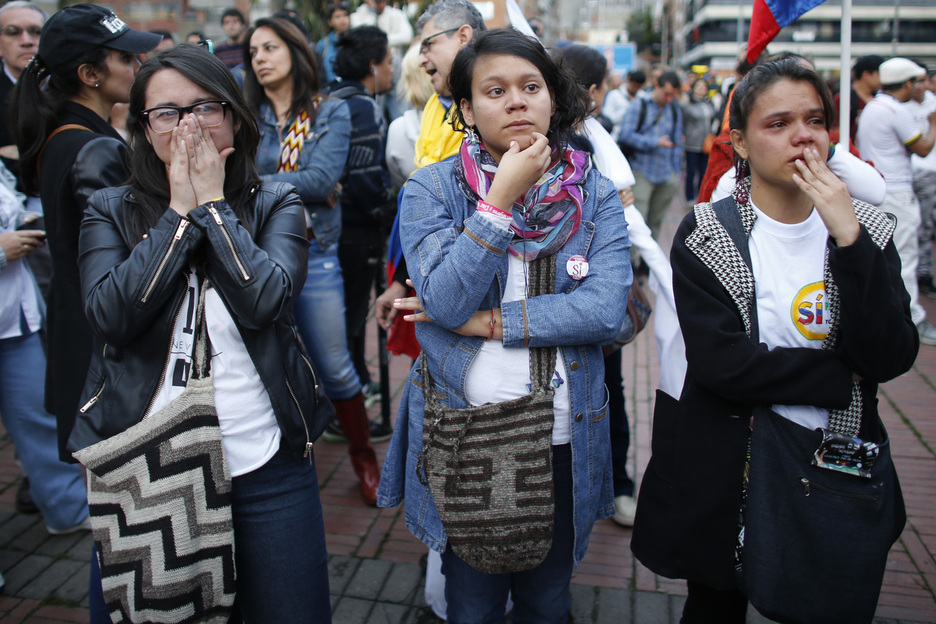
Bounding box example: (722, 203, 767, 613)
(0, 0, 934, 621)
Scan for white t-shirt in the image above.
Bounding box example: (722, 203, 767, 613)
(904, 91, 936, 174)
(749, 202, 830, 430)
(464, 252, 572, 445)
(146, 273, 281, 477)
(856, 92, 923, 193)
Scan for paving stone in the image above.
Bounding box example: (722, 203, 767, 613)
(378, 562, 423, 604)
(0, 515, 41, 548)
(65, 533, 95, 561)
(36, 531, 87, 557)
(328, 555, 362, 594)
(569, 583, 596, 623)
(367, 602, 409, 623)
(668, 595, 687, 624)
(54, 562, 90, 603)
(0, 548, 26, 573)
(345, 559, 393, 599)
(332, 597, 374, 623)
(18, 559, 85, 600)
(13, 522, 56, 554)
(3, 554, 53, 595)
(747, 605, 776, 623)
(632, 590, 670, 624)
(399, 605, 443, 624)
(596, 587, 631, 624)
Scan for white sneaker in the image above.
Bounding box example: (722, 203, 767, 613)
(917, 321, 936, 346)
(612, 495, 637, 527)
(47, 515, 92, 536)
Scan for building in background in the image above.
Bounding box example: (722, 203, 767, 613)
(678, 0, 935, 74)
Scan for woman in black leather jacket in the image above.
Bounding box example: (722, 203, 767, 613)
(10, 7, 160, 622)
(72, 45, 332, 623)
(11, 4, 161, 463)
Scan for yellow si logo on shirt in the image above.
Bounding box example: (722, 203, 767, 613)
(791, 281, 830, 341)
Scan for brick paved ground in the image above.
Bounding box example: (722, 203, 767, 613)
(1, 199, 934, 622)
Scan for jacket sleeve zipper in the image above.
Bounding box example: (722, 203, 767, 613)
(206, 202, 250, 282)
(285, 376, 314, 463)
(141, 219, 189, 303)
(79, 344, 109, 413)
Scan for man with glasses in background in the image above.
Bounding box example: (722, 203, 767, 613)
(0, 1, 45, 166)
(373, 0, 487, 337)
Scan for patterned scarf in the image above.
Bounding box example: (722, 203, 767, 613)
(277, 98, 320, 173)
(454, 135, 591, 261)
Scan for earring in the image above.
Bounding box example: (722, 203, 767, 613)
(465, 125, 480, 145)
(94, 82, 99, 88)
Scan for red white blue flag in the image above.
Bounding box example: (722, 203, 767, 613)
(747, 0, 826, 63)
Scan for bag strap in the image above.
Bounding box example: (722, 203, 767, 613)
(712, 196, 759, 342)
(37, 124, 92, 179)
(189, 279, 212, 381)
(415, 255, 558, 485)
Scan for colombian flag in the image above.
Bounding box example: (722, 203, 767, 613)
(747, 0, 826, 63)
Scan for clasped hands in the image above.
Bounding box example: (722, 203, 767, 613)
(168, 116, 234, 216)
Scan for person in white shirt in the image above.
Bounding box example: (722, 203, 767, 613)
(0, 162, 90, 536)
(904, 68, 936, 298)
(602, 69, 646, 143)
(857, 57, 936, 344)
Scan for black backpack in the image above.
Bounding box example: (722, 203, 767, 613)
(618, 98, 678, 161)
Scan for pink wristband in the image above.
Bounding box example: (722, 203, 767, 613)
(476, 200, 512, 219)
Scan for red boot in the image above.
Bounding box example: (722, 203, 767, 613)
(333, 393, 380, 506)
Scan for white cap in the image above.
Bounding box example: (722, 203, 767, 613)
(879, 58, 925, 85)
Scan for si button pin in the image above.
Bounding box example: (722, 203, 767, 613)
(566, 255, 589, 280)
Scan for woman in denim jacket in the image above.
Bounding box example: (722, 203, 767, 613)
(245, 18, 381, 505)
(377, 30, 631, 623)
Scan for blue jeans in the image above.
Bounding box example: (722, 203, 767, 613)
(604, 348, 634, 497)
(685, 151, 708, 202)
(294, 239, 362, 401)
(0, 331, 88, 531)
(441, 444, 574, 624)
(229, 448, 331, 623)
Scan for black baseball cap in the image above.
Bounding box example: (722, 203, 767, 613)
(38, 4, 162, 71)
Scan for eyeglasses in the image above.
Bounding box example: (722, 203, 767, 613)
(141, 100, 230, 134)
(195, 38, 214, 54)
(1, 25, 42, 37)
(419, 27, 459, 55)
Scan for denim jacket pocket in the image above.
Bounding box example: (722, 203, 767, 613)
(591, 384, 611, 422)
(416, 227, 458, 277)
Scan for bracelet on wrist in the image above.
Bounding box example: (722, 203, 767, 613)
(476, 199, 512, 219)
(486, 308, 496, 341)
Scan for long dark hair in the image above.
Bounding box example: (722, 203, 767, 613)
(12, 48, 110, 194)
(557, 44, 608, 93)
(126, 45, 260, 240)
(334, 26, 388, 82)
(243, 18, 322, 123)
(448, 29, 588, 150)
